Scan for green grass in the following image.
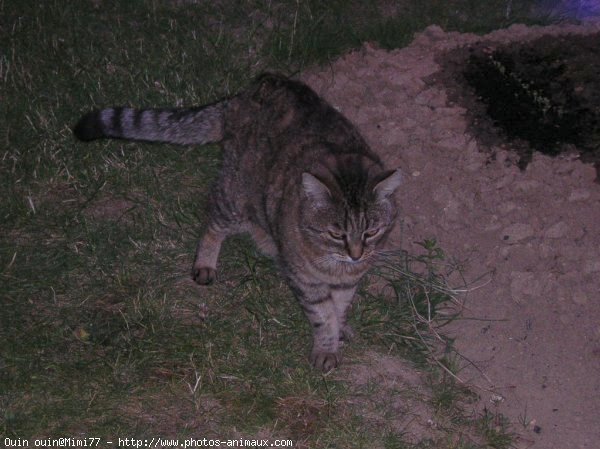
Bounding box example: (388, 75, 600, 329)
(2, 0, 549, 446)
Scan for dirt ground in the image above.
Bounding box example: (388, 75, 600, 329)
(302, 21, 600, 449)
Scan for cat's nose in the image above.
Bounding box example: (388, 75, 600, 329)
(347, 241, 363, 261)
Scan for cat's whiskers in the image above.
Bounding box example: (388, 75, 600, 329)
(313, 253, 339, 269)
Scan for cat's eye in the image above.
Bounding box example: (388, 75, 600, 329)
(363, 228, 380, 240)
(328, 230, 345, 240)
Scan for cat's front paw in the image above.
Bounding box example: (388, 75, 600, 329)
(310, 350, 339, 372)
(192, 266, 217, 285)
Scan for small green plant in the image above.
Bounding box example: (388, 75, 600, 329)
(358, 239, 462, 366)
(517, 404, 534, 429)
(477, 408, 516, 449)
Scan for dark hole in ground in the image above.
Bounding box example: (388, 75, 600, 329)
(437, 32, 600, 178)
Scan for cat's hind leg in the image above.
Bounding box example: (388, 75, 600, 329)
(191, 221, 228, 285)
(192, 187, 244, 285)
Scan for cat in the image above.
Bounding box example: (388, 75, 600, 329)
(74, 73, 402, 372)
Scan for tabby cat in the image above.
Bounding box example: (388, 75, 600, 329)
(74, 73, 402, 372)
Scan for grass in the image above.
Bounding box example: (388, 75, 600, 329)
(1, 0, 550, 446)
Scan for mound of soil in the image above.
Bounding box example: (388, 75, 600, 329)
(302, 21, 600, 449)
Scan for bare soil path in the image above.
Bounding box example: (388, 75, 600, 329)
(302, 21, 600, 449)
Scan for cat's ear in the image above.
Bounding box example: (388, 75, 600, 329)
(302, 172, 331, 207)
(373, 169, 403, 200)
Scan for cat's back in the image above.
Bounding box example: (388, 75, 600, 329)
(216, 74, 384, 227)
(223, 74, 367, 153)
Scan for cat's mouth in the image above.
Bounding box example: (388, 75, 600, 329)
(335, 253, 369, 264)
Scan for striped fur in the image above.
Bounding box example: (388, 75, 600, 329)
(74, 103, 224, 144)
(74, 73, 402, 371)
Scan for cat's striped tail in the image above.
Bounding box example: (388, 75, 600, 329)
(73, 102, 224, 145)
